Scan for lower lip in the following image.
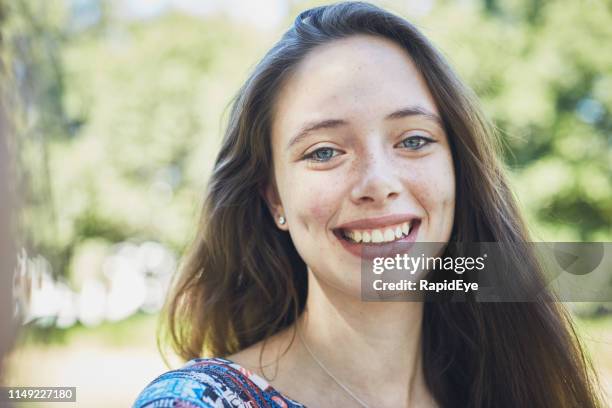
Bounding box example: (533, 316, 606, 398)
(335, 221, 420, 260)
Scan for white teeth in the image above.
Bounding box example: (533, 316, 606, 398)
(371, 230, 384, 243)
(384, 229, 395, 242)
(342, 220, 415, 244)
(394, 226, 403, 239)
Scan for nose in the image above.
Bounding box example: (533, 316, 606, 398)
(349, 149, 402, 206)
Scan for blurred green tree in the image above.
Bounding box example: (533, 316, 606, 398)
(420, 0, 611, 241)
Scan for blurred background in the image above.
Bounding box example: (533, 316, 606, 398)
(1, 0, 610, 406)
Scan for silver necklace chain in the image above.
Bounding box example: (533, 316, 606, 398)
(297, 326, 372, 408)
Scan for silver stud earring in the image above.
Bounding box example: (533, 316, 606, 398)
(278, 215, 286, 225)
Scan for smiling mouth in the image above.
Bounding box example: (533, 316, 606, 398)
(334, 219, 420, 244)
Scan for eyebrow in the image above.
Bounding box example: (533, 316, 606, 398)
(286, 106, 443, 150)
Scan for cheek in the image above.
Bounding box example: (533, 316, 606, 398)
(307, 201, 333, 224)
(432, 165, 455, 207)
(286, 171, 347, 228)
(404, 152, 455, 211)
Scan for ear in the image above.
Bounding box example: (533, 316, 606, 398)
(261, 182, 288, 230)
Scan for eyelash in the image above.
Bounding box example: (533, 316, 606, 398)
(302, 135, 435, 163)
(303, 147, 341, 162)
(395, 134, 436, 150)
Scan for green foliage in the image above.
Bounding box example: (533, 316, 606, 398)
(421, 0, 612, 241)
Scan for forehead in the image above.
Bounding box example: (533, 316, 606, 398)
(272, 34, 439, 140)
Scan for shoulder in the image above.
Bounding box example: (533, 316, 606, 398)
(132, 358, 250, 408)
(132, 357, 296, 408)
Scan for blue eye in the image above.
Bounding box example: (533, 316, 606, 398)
(304, 147, 340, 162)
(397, 135, 434, 150)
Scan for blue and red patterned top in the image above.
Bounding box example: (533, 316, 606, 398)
(132, 357, 306, 408)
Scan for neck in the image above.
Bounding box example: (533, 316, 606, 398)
(298, 267, 429, 406)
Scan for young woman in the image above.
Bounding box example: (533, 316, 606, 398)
(133, 2, 602, 407)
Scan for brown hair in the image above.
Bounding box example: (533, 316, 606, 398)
(161, 2, 603, 407)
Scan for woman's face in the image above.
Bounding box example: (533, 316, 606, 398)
(267, 35, 455, 296)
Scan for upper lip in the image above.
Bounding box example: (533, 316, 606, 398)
(334, 214, 420, 230)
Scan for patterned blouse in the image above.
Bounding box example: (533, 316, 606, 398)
(132, 357, 306, 408)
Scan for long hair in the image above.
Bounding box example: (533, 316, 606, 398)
(161, 2, 603, 407)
